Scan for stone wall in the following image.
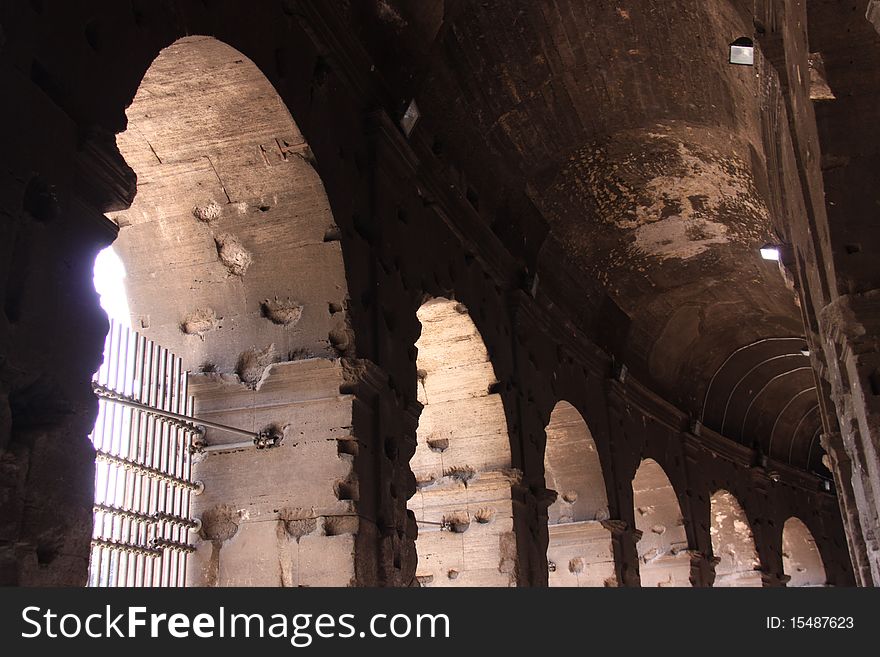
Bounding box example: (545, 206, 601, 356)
(0, 0, 858, 586)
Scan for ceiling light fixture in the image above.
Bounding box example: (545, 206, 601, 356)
(729, 37, 755, 66)
(760, 244, 781, 261)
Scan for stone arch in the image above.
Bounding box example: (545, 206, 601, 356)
(108, 36, 349, 368)
(632, 458, 691, 587)
(407, 297, 516, 586)
(782, 517, 827, 587)
(543, 400, 615, 587)
(106, 36, 358, 586)
(710, 489, 762, 587)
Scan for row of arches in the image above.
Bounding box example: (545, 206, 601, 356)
(409, 299, 828, 587)
(91, 35, 831, 587)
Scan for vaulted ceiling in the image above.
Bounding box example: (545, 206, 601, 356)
(352, 0, 834, 473)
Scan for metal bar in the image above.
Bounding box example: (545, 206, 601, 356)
(166, 354, 178, 587)
(157, 345, 170, 587)
(93, 383, 257, 439)
(91, 538, 162, 559)
(91, 546, 104, 587)
(89, 545, 102, 587)
(145, 338, 159, 587)
(100, 321, 123, 586)
(95, 451, 200, 491)
(165, 348, 177, 587)
(89, 326, 111, 586)
(172, 354, 184, 587)
(200, 440, 264, 453)
(93, 503, 197, 529)
(181, 377, 193, 588)
(111, 322, 132, 588)
(133, 332, 148, 588)
(117, 328, 131, 587)
(123, 328, 140, 586)
(151, 538, 197, 554)
(163, 348, 174, 587)
(165, 349, 177, 587)
(88, 322, 196, 588)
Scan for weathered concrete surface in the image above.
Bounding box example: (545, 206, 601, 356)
(0, 0, 864, 588)
(187, 359, 358, 586)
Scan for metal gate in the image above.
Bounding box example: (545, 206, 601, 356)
(88, 320, 198, 587)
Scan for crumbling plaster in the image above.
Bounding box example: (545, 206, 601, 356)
(0, 0, 859, 586)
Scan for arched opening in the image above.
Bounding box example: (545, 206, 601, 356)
(632, 458, 691, 587)
(782, 517, 827, 587)
(543, 401, 615, 586)
(94, 36, 355, 586)
(108, 36, 345, 367)
(93, 247, 131, 328)
(407, 298, 516, 586)
(710, 490, 762, 587)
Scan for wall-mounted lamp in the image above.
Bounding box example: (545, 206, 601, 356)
(760, 243, 781, 261)
(400, 99, 420, 138)
(729, 37, 755, 65)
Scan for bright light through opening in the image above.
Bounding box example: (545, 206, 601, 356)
(93, 246, 131, 328)
(760, 246, 781, 261)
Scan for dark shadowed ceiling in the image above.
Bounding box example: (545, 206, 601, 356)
(808, 1, 880, 297)
(350, 0, 833, 473)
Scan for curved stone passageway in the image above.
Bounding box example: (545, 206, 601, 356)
(0, 0, 871, 587)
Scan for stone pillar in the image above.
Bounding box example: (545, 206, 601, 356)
(512, 481, 544, 587)
(818, 291, 880, 584)
(688, 550, 721, 588)
(760, 570, 791, 588)
(603, 519, 641, 587)
(339, 359, 421, 587)
(821, 431, 875, 586)
(0, 112, 131, 585)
